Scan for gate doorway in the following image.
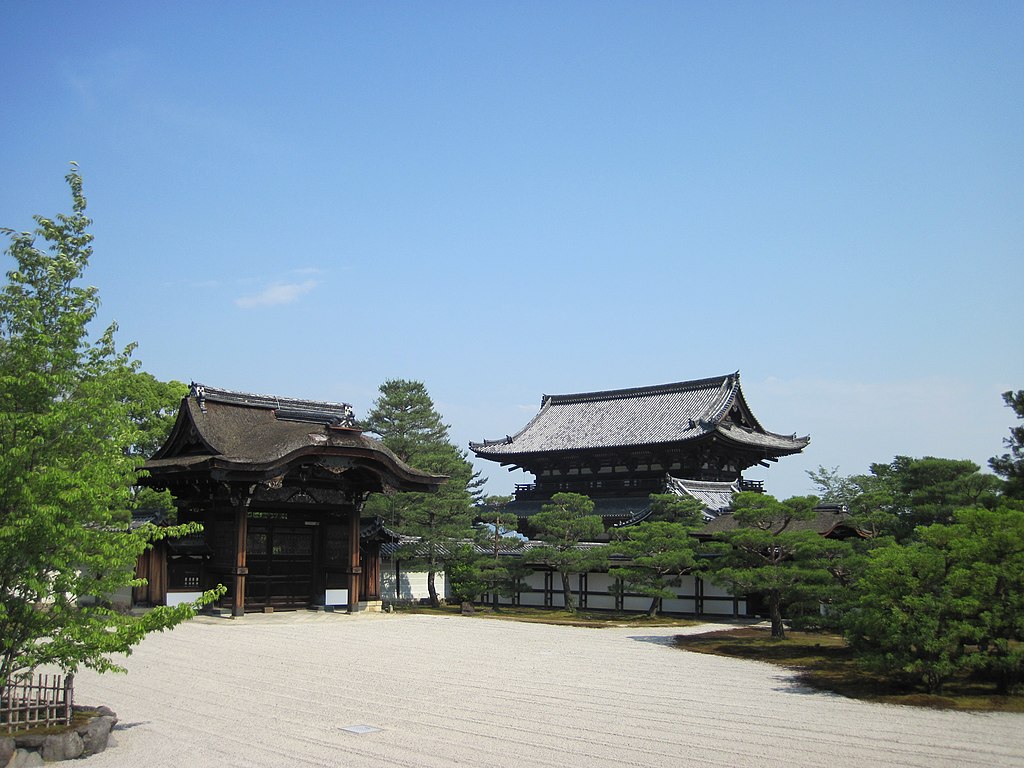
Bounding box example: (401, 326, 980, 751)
(245, 520, 316, 610)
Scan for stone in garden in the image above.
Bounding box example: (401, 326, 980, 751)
(78, 715, 115, 756)
(40, 730, 83, 761)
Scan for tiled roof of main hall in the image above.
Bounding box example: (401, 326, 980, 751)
(470, 373, 808, 458)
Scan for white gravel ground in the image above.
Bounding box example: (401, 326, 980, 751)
(72, 612, 1022, 768)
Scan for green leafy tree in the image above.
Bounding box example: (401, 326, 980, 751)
(112, 370, 188, 523)
(530, 492, 606, 614)
(610, 519, 703, 617)
(990, 390, 1024, 499)
(0, 167, 222, 688)
(708, 493, 843, 638)
(363, 379, 481, 607)
(845, 505, 1024, 694)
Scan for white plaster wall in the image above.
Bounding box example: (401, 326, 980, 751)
(381, 568, 447, 602)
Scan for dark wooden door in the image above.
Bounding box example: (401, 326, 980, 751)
(245, 522, 315, 609)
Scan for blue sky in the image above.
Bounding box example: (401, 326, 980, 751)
(2, 1, 1022, 500)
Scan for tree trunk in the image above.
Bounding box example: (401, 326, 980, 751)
(560, 571, 576, 614)
(769, 589, 785, 639)
(647, 596, 660, 617)
(427, 569, 439, 608)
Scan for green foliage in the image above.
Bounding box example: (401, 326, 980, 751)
(443, 542, 489, 604)
(0, 167, 222, 688)
(645, 493, 706, 525)
(473, 495, 526, 610)
(709, 493, 849, 638)
(114, 371, 187, 524)
(610, 519, 703, 616)
(990, 390, 1024, 499)
(530, 492, 606, 614)
(806, 465, 862, 507)
(846, 505, 1024, 695)
(363, 379, 481, 607)
(362, 379, 450, 465)
(811, 457, 1000, 542)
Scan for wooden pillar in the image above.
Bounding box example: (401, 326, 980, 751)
(231, 485, 255, 617)
(347, 509, 361, 612)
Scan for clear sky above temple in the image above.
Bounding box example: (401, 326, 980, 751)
(2, 1, 1022, 499)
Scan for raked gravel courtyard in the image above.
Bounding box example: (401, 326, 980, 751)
(72, 612, 1022, 768)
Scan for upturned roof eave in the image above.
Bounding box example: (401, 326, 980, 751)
(472, 426, 805, 461)
(143, 445, 445, 492)
(712, 424, 810, 454)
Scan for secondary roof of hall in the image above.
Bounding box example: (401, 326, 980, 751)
(469, 372, 809, 460)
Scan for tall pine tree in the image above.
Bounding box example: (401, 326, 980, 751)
(363, 379, 481, 607)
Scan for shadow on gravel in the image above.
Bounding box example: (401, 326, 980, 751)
(770, 675, 837, 697)
(627, 635, 680, 646)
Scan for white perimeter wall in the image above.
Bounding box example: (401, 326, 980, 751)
(381, 568, 447, 602)
(383, 563, 747, 616)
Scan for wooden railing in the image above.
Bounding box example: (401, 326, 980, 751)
(0, 674, 74, 733)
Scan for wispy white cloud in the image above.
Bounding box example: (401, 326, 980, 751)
(235, 279, 317, 309)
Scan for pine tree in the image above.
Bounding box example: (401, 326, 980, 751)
(530, 492, 606, 614)
(610, 496, 705, 617)
(990, 390, 1024, 499)
(363, 379, 480, 607)
(708, 493, 842, 638)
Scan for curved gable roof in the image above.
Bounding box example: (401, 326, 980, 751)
(144, 383, 444, 493)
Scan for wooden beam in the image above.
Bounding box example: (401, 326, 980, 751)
(347, 508, 361, 612)
(231, 484, 255, 617)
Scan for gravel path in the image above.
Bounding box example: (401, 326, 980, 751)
(73, 612, 1022, 767)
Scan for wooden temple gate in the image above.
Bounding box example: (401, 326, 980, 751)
(140, 385, 442, 615)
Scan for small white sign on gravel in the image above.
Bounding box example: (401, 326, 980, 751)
(340, 725, 382, 735)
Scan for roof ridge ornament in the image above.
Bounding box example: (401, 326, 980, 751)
(190, 382, 207, 413)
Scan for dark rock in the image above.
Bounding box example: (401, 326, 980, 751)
(12, 734, 44, 749)
(95, 706, 118, 726)
(41, 730, 83, 762)
(78, 715, 115, 757)
(0, 737, 14, 766)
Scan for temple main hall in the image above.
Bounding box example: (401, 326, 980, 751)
(470, 372, 809, 530)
